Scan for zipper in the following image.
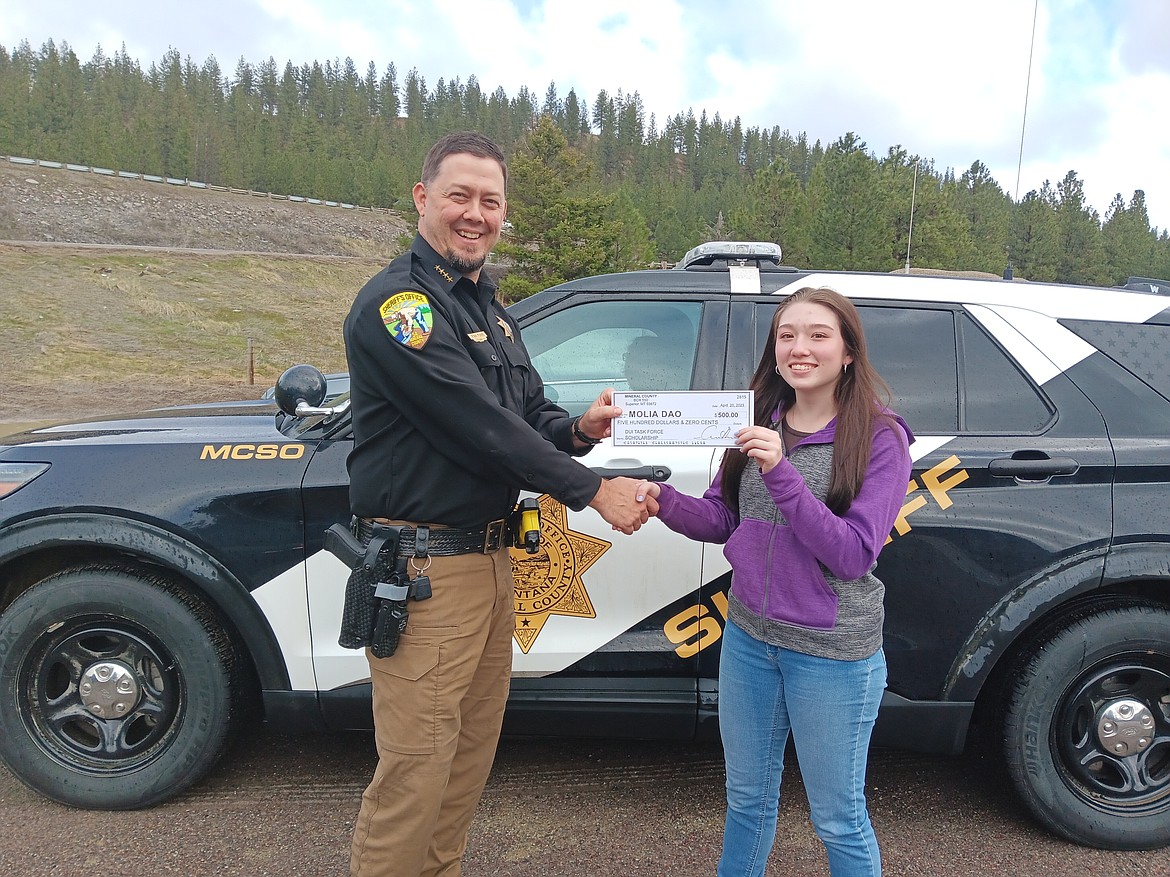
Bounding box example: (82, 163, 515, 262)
(759, 418, 783, 629)
(759, 500, 779, 630)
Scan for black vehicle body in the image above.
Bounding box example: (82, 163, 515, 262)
(1124, 276, 1170, 295)
(1, 243, 1168, 849)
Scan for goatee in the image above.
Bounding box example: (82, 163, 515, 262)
(447, 250, 487, 275)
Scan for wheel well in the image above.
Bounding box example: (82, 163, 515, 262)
(0, 513, 292, 692)
(966, 582, 1170, 753)
(0, 545, 264, 717)
(0, 542, 115, 610)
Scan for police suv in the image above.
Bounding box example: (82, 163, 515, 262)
(1, 242, 1168, 850)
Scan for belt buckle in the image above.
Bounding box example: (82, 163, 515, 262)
(482, 519, 506, 553)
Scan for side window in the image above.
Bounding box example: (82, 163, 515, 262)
(524, 301, 703, 415)
(959, 314, 1053, 432)
(863, 308, 958, 434)
(752, 303, 959, 433)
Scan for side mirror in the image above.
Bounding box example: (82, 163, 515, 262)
(274, 364, 328, 416)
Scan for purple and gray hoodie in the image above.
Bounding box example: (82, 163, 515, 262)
(655, 409, 914, 661)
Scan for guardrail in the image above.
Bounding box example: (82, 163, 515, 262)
(4, 155, 397, 214)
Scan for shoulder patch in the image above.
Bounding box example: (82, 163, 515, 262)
(380, 292, 433, 349)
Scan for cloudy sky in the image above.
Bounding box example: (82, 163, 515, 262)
(4, 0, 1168, 231)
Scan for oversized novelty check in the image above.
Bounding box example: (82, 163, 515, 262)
(612, 391, 754, 447)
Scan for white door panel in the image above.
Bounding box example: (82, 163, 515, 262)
(512, 443, 715, 675)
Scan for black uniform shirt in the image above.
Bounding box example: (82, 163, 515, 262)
(344, 235, 603, 528)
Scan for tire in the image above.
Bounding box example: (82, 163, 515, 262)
(0, 565, 237, 809)
(1003, 603, 1170, 850)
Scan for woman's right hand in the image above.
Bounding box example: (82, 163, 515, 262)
(635, 480, 662, 515)
(736, 425, 784, 473)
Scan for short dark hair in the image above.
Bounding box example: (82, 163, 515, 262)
(421, 131, 508, 190)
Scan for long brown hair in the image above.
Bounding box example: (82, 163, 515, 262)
(719, 287, 893, 515)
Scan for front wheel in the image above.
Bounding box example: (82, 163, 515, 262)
(1003, 603, 1170, 849)
(0, 566, 238, 809)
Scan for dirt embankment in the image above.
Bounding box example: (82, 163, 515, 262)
(0, 161, 413, 427)
(0, 161, 410, 256)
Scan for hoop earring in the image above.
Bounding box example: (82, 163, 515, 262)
(775, 365, 782, 376)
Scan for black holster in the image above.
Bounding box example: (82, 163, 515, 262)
(325, 521, 410, 658)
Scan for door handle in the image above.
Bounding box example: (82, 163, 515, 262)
(590, 465, 672, 482)
(988, 456, 1079, 478)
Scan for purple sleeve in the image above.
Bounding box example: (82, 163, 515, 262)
(761, 422, 911, 580)
(655, 469, 739, 544)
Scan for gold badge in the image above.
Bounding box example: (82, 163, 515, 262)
(509, 494, 611, 653)
(467, 331, 488, 343)
(434, 264, 455, 283)
(496, 316, 514, 342)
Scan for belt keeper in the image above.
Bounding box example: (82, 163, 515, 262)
(414, 525, 430, 558)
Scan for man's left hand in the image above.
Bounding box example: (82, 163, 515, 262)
(576, 388, 620, 443)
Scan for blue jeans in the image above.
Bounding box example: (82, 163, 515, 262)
(717, 618, 887, 877)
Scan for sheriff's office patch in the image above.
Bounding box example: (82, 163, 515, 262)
(380, 292, 433, 349)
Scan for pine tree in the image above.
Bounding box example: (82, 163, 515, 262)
(1055, 171, 1108, 285)
(808, 134, 887, 270)
(954, 161, 1012, 274)
(1103, 191, 1158, 285)
(1011, 183, 1062, 281)
(728, 161, 811, 266)
(496, 116, 622, 299)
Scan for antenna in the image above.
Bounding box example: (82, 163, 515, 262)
(904, 159, 919, 274)
(1005, 0, 1039, 281)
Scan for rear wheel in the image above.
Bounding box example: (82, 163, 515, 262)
(1003, 603, 1170, 849)
(0, 566, 237, 809)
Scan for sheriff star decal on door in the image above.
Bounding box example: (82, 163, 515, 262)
(509, 494, 610, 653)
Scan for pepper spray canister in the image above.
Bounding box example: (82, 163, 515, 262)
(512, 497, 542, 554)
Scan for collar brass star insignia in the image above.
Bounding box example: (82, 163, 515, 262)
(434, 264, 455, 283)
(509, 494, 611, 653)
(496, 316, 514, 342)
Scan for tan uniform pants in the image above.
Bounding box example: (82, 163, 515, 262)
(350, 546, 515, 877)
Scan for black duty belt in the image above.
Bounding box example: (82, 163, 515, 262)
(356, 517, 508, 555)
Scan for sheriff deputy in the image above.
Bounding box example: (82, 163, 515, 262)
(343, 130, 653, 877)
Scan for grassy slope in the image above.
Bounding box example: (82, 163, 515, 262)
(0, 161, 416, 427)
(2, 245, 385, 423)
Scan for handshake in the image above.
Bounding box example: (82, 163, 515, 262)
(587, 476, 663, 535)
(573, 390, 673, 535)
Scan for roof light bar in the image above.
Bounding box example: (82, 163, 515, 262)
(675, 241, 783, 269)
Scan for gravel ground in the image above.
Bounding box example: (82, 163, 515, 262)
(1, 729, 1166, 877)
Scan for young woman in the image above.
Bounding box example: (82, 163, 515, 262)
(640, 287, 913, 876)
